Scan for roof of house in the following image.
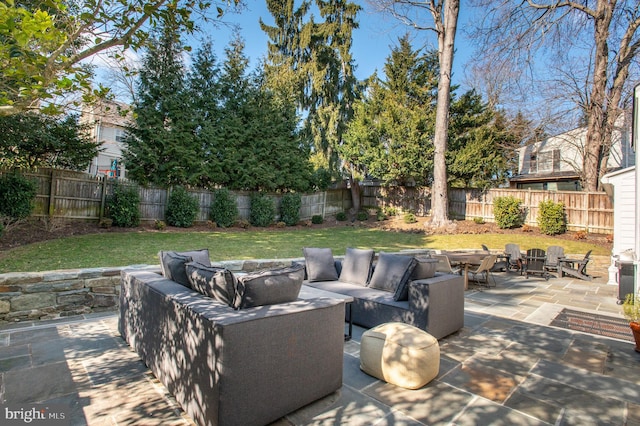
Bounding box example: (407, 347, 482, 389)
(509, 171, 580, 183)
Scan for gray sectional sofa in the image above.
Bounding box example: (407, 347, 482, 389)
(302, 248, 465, 339)
(119, 253, 345, 426)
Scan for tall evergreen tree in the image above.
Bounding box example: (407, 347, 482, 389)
(122, 20, 199, 188)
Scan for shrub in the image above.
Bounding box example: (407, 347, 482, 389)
(154, 220, 166, 230)
(311, 214, 323, 224)
(0, 173, 37, 224)
(356, 211, 368, 221)
(280, 193, 301, 226)
(538, 200, 566, 235)
(165, 187, 199, 228)
(403, 212, 417, 224)
(210, 188, 238, 228)
(0, 221, 3, 237)
(106, 184, 140, 227)
(493, 196, 524, 229)
(376, 209, 386, 221)
(473, 217, 485, 224)
(336, 211, 348, 221)
(236, 219, 250, 229)
(250, 193, 275, 227)
(384, 206, 398, 217)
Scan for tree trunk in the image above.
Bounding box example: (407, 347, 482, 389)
(430, 0, 459, 227)
(349, 175, 361, 219)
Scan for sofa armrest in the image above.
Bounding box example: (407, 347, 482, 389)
(408, 273, 464, 339)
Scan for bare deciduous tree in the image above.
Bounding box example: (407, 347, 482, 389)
(369, 0, 460, 226)
(469, 0, 640, 191)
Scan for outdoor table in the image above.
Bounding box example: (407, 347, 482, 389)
(298, 285, 355, 340)
(444, 252, 488, 290)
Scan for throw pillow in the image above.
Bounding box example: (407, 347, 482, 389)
(368, 252, 417, 301)
(158, 249, 211, 288)
(158, 251, 194, 287)
(233, 264, 305, 309)
(302, 247, 339, 282)
(411, 256, 438, 280)
(185, 261, 236, 306)
(339, 247, 374, 286)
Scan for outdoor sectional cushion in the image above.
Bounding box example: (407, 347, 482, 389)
(410, 257, 438, 281)
(159, 249, 211, 287)
(368, 252, 417, 301)
(303, 247, 339, 282)
(339, 248, 374, 286)
(185, 261, 236, 306)
(233, 264, 305, 309)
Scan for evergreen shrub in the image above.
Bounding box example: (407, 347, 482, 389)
(106, 184, 140, 227)
(403, 212, 417, 224)
(538, 200, 566, 235)
(250, 193, 275, 227)
(166, 187, 199, 228)
(356, 211, 368, 221)
(311, 214, 323, 224)
(493, 196, 524, 229)
(0, 173, 37, 223)
(336, 211, 347, 221)
(210, 188, 238, 228)
(280, 193, 301, 226)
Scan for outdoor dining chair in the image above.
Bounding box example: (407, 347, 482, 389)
(433, 254, 461, 275)
(468, 254, 497, 288)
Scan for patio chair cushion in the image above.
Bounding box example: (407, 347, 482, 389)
(233, 264, 305, 309)
(339, 247, 374, 286)
(360, 322, 440, 389)
(410, 257, 438, 280)
(303, 247, 339, 282)
(185, 261, 236, 306)
(368, 252, 417, 301)
(159, 249, 211, 287)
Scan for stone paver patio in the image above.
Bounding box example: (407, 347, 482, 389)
(1, 268, 640, 425)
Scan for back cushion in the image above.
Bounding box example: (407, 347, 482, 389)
(303, 247, 339, 282)
(159, 249, 211, 288)
(368, 252, 417, 301)
(339, 247, 374, 286)
(185, 261, 236, 306)
(411, 256, 438, 280)
(233, 264, 305, 309)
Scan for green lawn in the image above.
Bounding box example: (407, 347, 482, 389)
(0, 226, 608, 273)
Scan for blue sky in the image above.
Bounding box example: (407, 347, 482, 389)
(206, 1, 477, 88)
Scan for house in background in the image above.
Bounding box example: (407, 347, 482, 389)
(509, 113, 635, 191)
(81, 100, 130, 179)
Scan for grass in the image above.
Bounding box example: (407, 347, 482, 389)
(0, 226, 608, 273)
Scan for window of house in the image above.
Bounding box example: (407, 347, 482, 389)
(528, 149, 560, 173)
(115, 129, 126, 143)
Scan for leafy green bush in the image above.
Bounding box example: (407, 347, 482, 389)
(250, 193, 275, 227)
(493, 196, 524, 229)
(106, 184, 140, 227)
(403, 212, 417, 224)
(0, 173, 37, 224)
(473, 217, 485, 224)
(356, 211, 368, 221)
(336, 211, 348, 221)
(210, 188, 238, 228)
(384, 206, 398, 217)
(0, 221, 4, 237)
(538, 200, 566, 235)
(312, 214, 323, 224)
(280, 193, 301, 226)
(165, 187, 199, 228)
(376, 209, 386, 221)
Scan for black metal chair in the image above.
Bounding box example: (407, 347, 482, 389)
(524, 248, 550, 280)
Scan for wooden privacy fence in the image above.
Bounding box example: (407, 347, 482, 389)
(12, 169, 353, 224)
(5, 169, 613, 234)
(363, 185, 613, 234)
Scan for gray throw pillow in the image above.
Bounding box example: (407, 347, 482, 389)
(158, 252, 193, 287)
(368, 252, 417, 301)
(233, 264, 305, 309)
(339, 247, 374, 286)
(411, 256, 438, 280)
(185, 261, 236, 306)
(303, 247, 339, 282)
(159, 249, 211, 288)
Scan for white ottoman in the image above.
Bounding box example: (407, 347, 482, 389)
(360, 322, 440, 389)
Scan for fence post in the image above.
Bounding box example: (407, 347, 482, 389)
(99, 176, 107, 222)
(48, 169, 56, 218)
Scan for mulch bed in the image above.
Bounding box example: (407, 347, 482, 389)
(550, 308, 633, 342)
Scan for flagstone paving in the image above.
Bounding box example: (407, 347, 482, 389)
(1, 270, 639, 425)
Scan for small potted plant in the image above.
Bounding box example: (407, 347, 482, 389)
(622, 293, 640, 352)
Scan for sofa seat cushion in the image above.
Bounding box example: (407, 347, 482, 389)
(234, 264, 305, 309)
(368, 252, 417, 301)
(339, 248, 374, 286)
(303, 247, 339, 282)
(304, 280, 409, 309)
